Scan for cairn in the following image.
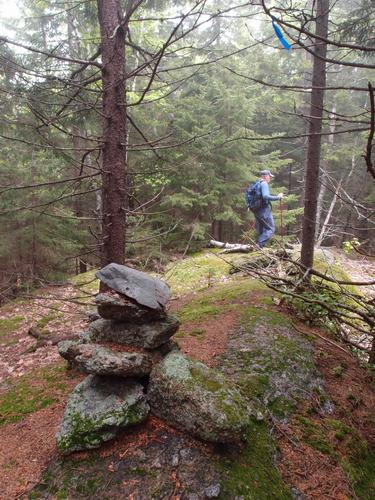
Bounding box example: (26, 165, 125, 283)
(56, 263, 179, 454)
(57, 263, 250, 455)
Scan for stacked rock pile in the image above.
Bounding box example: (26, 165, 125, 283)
(57, 263, 250, 455)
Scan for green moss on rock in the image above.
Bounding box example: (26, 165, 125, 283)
(56, 376, 150, 454)
(148, 352, 251, 443)
(218, 309, 319, 421)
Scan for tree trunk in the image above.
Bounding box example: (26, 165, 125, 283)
(98, 0, 128, 267)
(67, 7, 88, 274)
(315, 164, 327, 235)
(316, 176, 343, 247)
(316, 102, 337, 242)
(301, 0, 329, 270)
(212, 220, 222, 242)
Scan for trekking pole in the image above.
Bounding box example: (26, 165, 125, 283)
(279, 198, 284, 247)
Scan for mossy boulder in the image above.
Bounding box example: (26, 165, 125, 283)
(147, 352, 251, 443)
(56, 375, 149, 454)
(83, 316, 179, 349)
(58, 341, 154, 377)
(95, 292, 167, 323)
(219, 315, 322, 420)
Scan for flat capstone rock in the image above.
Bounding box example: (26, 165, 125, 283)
(96, 263, 171, 310)
(147, 352, 251, 443)
(56, 375, 149, 454)
(83, 316, 180, 350)
(58, 340, 153, 377)
(95, 292, 167, 323)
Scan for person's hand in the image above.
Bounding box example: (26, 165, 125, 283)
(278, 193, 284, 199)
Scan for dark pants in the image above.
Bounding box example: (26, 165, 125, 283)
(253, 205, 275, 248)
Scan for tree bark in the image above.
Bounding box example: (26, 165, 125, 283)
(316, 176, 343, 247)
(67, 7, 88, 274)
(301, 0, 329, 270)
(98, 0, 128, 267)
(316, 102, 337, 243)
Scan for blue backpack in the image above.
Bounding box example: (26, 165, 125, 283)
(245, 180, 264, 211)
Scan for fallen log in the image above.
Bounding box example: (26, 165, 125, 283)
(209, 239, 253, 253)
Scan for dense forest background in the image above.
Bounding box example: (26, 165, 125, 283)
(0, 0, 374, 297)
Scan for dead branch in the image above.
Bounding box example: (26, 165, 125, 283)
(292, 322, 353, 355)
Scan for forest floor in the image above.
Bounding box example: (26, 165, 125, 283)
(0, 248, 374, 499)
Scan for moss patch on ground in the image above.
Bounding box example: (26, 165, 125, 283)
(295, 416, 334, 455)
(177, 278, 268, 325)
(293, 413, 375, 498)
(70, 269, 99, 296)
(346, 448, 375, 499)
(36, 310, 64, 333)
(313, 252, 356, 285)
(326, 418, 375, 498)
(0, 315, 24, 344)
(219, 420, 292, 499)
(164, 251, 243, 295)
(0, 364, 69, 426)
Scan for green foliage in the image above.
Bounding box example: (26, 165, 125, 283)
(1, 0, 373, 301)
(286, 285, 343, 326)
(0, 149, 91, 289)
(342, 238, 361, 254)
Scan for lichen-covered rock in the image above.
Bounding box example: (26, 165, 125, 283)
(156, 339, 180, 357)
(96, 263, 171, 309)
(83, 316, 180, 349)
(58, 341, 153, 377)
(218, 318, 322, 420)
(95, 292, 167, 323)
(56, 375, 149, 454)
(147, 352, 251, 443)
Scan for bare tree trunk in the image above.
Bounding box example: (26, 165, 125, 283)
(67, 6, 87, 274)
(315, 164, 327, 235)
(316, 176, 343, 247)
(301, 0, 329, 270)
(316, 102, 336, 238)
(98, 0, 128, 267)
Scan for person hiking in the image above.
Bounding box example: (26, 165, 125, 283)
(248, 169, 283, 249)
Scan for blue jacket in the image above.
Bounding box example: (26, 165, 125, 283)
(260, 180, 280, 206)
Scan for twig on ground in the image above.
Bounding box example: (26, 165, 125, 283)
(292, 322, 353, 356)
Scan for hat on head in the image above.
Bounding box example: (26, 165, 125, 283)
(260, 169, 274, 178)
